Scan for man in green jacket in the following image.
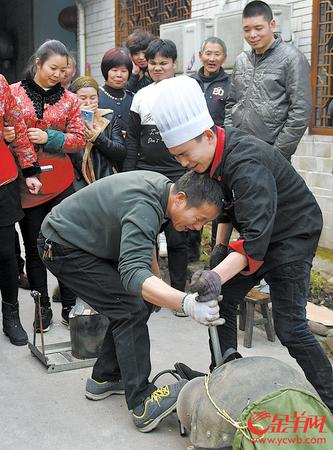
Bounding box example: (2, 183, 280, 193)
(38, 170, 223, 432)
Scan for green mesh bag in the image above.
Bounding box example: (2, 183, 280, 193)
(233, 388, 333, 450)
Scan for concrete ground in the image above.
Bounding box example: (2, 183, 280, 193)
(0, 269, 308, 450)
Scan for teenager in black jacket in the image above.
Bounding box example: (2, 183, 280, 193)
(192, 36, 230, 127)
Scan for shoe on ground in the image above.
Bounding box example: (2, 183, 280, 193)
(33, 306, 53, 333)
(132, 379, 187, 433)
(2, 301, 28, 346)
(61, 305, 73, 327)
(18, 272, 30, 290)
(85, 378, 125, 400)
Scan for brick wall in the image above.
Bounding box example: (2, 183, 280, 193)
(293, 134, 333, 249)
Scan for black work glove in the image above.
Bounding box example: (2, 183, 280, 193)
(210, 243, 229, 269)
(190, 270, 222, 302)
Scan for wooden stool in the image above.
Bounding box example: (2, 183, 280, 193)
(238, 291, 275, 348)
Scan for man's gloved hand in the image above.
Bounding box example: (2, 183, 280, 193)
(210, 243, 228, 269)
(190, 270, 222, 302)
(182, 293, 225, 326)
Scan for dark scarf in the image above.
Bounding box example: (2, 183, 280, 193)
(198, 67, 224, 83)
(21, 77, 64, 119)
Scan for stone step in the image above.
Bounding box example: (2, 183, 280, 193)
(320, 225, 333, 249)
(293, 155, 333, 173)
(312, 186, 333, 198)
(316, 196, 333, 213)
(298, 170, 333, 190)
(293, 141, 333, 159)
(296, 138, 332, 158)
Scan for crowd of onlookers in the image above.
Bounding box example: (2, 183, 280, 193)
(0, 0, 312, 347)
(4, 0, 333, 433)
(0, 29, 228, 345)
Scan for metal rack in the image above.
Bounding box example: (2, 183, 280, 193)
(28, 291, 96, 373)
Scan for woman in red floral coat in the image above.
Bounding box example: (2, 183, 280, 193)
(10, 40, 85, 331)
(0, 74, 41, 345)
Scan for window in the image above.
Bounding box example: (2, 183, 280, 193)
(115, 0, 191, 47)
(310, 0, 333, 133)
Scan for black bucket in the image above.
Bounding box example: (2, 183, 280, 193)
(70, 313, 109, 360)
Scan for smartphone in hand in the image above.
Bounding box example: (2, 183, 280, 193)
(81, 109, 94, 127)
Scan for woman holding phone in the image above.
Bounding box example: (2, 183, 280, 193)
(0, 74, 41, 345)
(10, 40, 85, 330)
(70, 76, 125, 189)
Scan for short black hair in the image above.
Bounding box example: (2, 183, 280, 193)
(145, 39, 177, 62)
(174, 171, 222, 210)
(126, 30, 155, 55)
(200, 37, 227, 57)
(243, 1, 273, 22)
(100, 47, 132, 80)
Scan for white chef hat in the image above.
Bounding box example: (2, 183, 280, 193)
(151, 75, 214, 148)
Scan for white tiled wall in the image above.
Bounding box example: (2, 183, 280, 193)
(79, 0, 116, 82)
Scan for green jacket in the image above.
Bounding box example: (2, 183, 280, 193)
(41, 171, 171, 296)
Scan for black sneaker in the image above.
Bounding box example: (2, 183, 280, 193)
(61, 305, 73, 327)
(33, 306, 53, 333)
(85, 378, 125, 400)
(132, 380, 187, 433)
(2, 302, 28, 346)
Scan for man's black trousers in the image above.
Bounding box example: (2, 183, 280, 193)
(37, 234, 156, 410)
(216, 259, 333, 413)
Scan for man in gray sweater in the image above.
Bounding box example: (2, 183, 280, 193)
(38, 170, 223, 432)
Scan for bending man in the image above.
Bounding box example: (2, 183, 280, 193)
(38, 170, 223, 432)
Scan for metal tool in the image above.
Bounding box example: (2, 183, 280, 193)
(31, 290, 45, 355)
(194, 293, 225, 368)
(209, 324, 223, 367)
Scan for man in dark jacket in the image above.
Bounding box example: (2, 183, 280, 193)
(224, 1, 311, 160)
(151, 75, 333, 414)
(192, 36, 230, 127)
(38, 170, 223, 432)
(192, 36, 230, 252)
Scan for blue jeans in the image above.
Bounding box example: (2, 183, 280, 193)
(217, 259, 333, 412)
